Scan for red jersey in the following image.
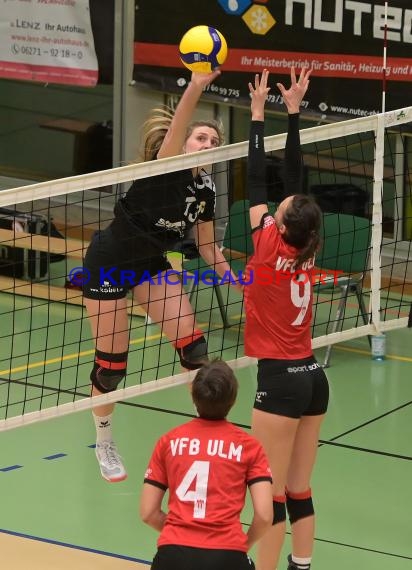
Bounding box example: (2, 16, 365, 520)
(244, 214, 314, 359)
(144, 418, 272, 551)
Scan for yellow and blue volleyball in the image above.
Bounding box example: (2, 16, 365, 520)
(179, 25, 228, 73)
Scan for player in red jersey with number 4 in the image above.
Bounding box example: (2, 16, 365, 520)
(140, 360, 273, 570)
(245, 68, 329, 570)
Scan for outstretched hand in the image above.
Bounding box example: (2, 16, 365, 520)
(190, 69, 221, 90)
(277, 66, 311, 114)
(248, 68, 271, 121)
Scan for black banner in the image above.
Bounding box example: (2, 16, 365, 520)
(133, 0, 412, 119)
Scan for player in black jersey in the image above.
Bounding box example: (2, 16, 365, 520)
(83, 70, 241, 483)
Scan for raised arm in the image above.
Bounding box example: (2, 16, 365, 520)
(247, 67, 312, 229)
(247, 69, 271, 229)
(157, 70, 221, 159)
(277, 66, 311, 196)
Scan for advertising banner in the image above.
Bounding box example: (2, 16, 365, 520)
(0, 0, 98, 86)
(133, 0, 412, 118)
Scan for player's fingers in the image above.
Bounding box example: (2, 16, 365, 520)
(276, 82, 285, 96)
(302, 66, 312, 84)
(290, 66, 296, 85)
(210, 68, 221, 81)
(298, 66, 306, 83)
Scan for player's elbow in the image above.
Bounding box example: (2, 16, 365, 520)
(254, 496, 274, 529)
(140, 483, 165, 530)
(258, 505, 274, 529)
(139, 493, 158, 526)
(139, 504, 157, 526)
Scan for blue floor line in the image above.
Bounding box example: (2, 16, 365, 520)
(0, 464, 23, 472)
(1, 445, 94, 473)
(43, 453, 67, 460)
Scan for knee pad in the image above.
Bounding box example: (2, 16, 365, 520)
(273, 495, 287, 525)
(91, 349, 128, 393)
(174, 331, 208, 370)
(286, 488, 314, 524)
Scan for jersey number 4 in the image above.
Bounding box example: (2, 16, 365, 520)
(176, 460, 210, 519)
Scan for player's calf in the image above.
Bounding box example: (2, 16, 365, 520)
(286, 489, 314, 570)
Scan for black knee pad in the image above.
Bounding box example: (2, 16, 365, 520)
(286, 489, 314, 524)
(273, 496, 286, 525)
(175, 334, 208, 370)
(91, 350, 128, 393)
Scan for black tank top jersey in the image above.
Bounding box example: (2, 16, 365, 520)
(111, 167, 215, 252)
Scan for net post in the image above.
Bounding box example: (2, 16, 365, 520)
(370, 113, 385, 334)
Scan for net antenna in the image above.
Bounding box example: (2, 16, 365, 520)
(381, 1, 388, 114)
(369, 1, 389, 336)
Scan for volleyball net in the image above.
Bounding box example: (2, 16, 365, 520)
(0, 106, 411, 430)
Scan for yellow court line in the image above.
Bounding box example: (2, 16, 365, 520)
(2, 317, 411, 378)
(332, 344, 412, 363)
(216, 315, 412, 364)
(0, 320, 229, 377)
(0, 331, 165, 376)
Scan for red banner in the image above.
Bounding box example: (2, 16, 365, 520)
(135, 42, 412, 82)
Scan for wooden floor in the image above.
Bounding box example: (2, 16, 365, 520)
(1, 532, 147, 569)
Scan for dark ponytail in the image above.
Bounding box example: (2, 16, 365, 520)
(283, 195, 322, 266)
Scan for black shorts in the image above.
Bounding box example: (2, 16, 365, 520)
(82, 227, 171, 300)
(151, 545, 255, 570)
(253, 356, 329, 419)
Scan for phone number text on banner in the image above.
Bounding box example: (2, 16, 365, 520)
(0, 0, 98, 87)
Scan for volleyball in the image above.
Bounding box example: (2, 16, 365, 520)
(179, 25, 228, 73)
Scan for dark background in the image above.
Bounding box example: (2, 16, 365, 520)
(132, 0, 412, 118)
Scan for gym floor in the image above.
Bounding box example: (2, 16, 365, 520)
(0, 287, 411, 570)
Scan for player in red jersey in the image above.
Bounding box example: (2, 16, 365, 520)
(140, 360, 273, 570)
(245, 68, 329, 570)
